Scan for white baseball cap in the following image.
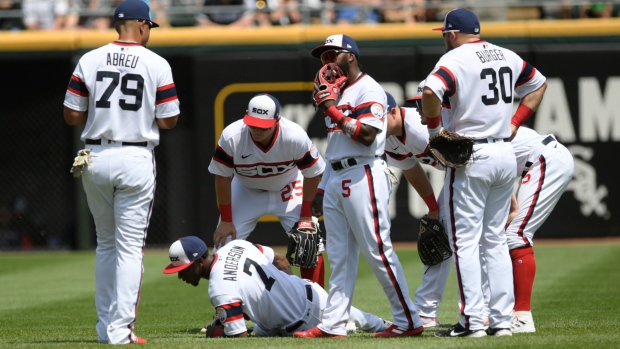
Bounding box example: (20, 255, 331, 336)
(162, 236, 207, 274)
(243, 94, 281, 128)
(406, 80, 426, 108)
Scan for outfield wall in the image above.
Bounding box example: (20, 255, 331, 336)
(1, 20, 618, 249)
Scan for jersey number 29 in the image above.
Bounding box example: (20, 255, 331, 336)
(95, 71, 144, 111)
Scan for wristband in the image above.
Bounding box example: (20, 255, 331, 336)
(511, 104, 534, 127)
(316, 188, 325, 195)
(301, 200, 312, 218)
(342, 117, 361, 140)
(426, 114, 441, 129)
(423, 194, 439, 212)
(325, 105, 345, 124)
(219, 203, 232, 223)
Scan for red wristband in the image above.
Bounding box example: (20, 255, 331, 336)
(301, 200, 312, 218)
(325, 105, 345, 124)
(511, 104, 534, 127)
(316, 188, 325, 195)
(423, 194, 439, 212)
(219, 203, 232, 223)
(426, 114, 441, 129)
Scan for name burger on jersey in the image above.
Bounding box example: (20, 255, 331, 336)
(221, 244, 246, 281)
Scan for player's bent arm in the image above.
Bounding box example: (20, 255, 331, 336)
(156, 115, 179, 129)
(422, 87, 442, 120)
(272, 252, 293, 275)
(63, 106, 87, 125)
(520, 82, 547, 112)
(355, 124, 379, 146)
(511, 82, 548, 139)
(214, 175, 235, 247)
(300, 175, 322, 220)
(506, 193, 519, 226)
(402, 163, 439, 218)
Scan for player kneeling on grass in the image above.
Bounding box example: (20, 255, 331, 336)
(163, 237, 391, 337)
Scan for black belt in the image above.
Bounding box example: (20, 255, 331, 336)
(285, 285, 313, 332)
(522, 135, 557, 175)
(86, 139, 148, 147)
(331, 158, 357, 171)
(473, 137, 511, 144)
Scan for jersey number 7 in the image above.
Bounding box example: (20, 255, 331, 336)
(243, 258, 276, 291)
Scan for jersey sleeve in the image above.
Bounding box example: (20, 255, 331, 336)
(354, 89, 386, 130)
(425, 65, 454, 103)
(155, 64, 180, 118)
(295, 141, 325, 178)
(514, 59, 546, 98)
(210, 296, 247, 336)
(208, 129, 236, 177)
(63, 61, 89, 112)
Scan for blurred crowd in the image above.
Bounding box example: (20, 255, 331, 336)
(0, 196, 49, 249)
(0, 0, 619, 31)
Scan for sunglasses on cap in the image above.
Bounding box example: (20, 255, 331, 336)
(320, 49, 349, 65)
(414, 99, 422, 109)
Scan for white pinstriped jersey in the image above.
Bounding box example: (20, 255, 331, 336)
(511, 126, 555, 174)
(425, 40, 546, 139)
(63, 42, 180, 146)
(324, 74, 387, 162)
(209, 118, 325, 192)
(208, 240, 314, 336)
(384, 107, 442, 170)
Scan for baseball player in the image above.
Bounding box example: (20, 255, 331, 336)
(384, 86, 451, 329)
(208, 93, 326, 286)
(498, 126, 574, 333)
(294, 34, 424, 338)
(63, 0, 179, 344)
(162, 237, 391, 337)
(422, 8, 547, 337)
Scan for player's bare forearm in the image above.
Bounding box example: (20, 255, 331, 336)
(301, 175, 322, 220)
(354, 124, 378, 146)
(156, 115, 179, 129)
(403, 163, 439, 218)
(520, 81, 547, 112)
(273, 252, 293, 275)
(215, 175, 233, 205)
(63, 106, 87, 125)
(506, 193, 519, 226)
(422, 87, 441, 120)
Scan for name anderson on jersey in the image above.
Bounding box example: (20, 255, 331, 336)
(222, 245, 246, 281)
(107, 53, 139, 68)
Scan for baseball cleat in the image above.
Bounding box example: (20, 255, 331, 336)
(435, 323, 487, 338)
(486, 327, 512, 337)
(372, 324, 424, 337)
(381, 319, 393, 331)
(512, 311, 536, 333)
(420, 316, 440, 328)
(345, 320, 358, 333)
(294, 326, 345, 338)
(129, 334, 147, 344)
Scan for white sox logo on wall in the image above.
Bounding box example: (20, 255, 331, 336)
(216, 307, 227, 323)
(370, 103, 384, 118)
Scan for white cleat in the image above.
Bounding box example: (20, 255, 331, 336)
(420, 316, 440, 328)
(512, 311, 536, 333)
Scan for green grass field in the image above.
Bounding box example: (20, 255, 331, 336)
(1, 241, 619, 348)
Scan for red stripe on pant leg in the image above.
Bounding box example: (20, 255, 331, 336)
(364, 165, 414, 329)
(516, 155, 547, 246)
(448, 168, 470, 329)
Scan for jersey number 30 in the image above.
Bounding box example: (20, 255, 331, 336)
(480, 67, 513, 106)
(95, 71, 144, 111)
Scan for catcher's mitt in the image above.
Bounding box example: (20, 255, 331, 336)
(417, 215, 452, 267)
(286, 220, 321, 268)
(312, 63, 347, 107)
(428, 129, 474, 169)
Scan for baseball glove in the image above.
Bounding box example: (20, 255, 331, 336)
(428, 129, 475, 169)
(286, 220, 321, 268)
(312, 63, 347, 107)
(204, 318, 225, 338)
(417, 215, 452, 267)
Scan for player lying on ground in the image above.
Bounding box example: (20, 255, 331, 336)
(163, 237, 391, 337)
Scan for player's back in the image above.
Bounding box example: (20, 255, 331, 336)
(78, 42, 171, 143)
(434, 41, 525, 139)
(208, 240, 310, 330)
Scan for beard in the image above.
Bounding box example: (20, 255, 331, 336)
(337, 60, 350, 76)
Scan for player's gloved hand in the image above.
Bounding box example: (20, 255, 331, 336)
(213, 221, 236, 249)
(312, 63, 347, 110)
(311, 193, 324, 217)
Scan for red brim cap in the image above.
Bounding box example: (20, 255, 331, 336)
(243, 114, 277, 128)
(163, 262, 192, 274)
(432, 26, 445, 31)
(405, 96, 422, 102)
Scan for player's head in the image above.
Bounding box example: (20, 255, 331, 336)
(311, 34, 361, 74)
(163, 236, 208, 286)
(385, 91, 401, 138)
(114, 0, 159, 45)
(433, 8, 480, 51)
(406, 80, 426, 123)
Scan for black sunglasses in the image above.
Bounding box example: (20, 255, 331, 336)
(137, 19, 153, 28)
(414, 99, 422, 109)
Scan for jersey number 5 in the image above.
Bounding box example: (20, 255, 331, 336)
(243, 258, 276, 291)
(480, 67, 513, 106)
(95, 71, 144, 111)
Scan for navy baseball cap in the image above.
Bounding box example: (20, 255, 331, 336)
(114, 0, 159, 28)
(433, 8, 479, 34)
(385, 92, 397, 111)
(311, 34, 360, 59)
(244, 94, 281, 128)
(406, 80, 425, 108)
(163, 236, 207, 274)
